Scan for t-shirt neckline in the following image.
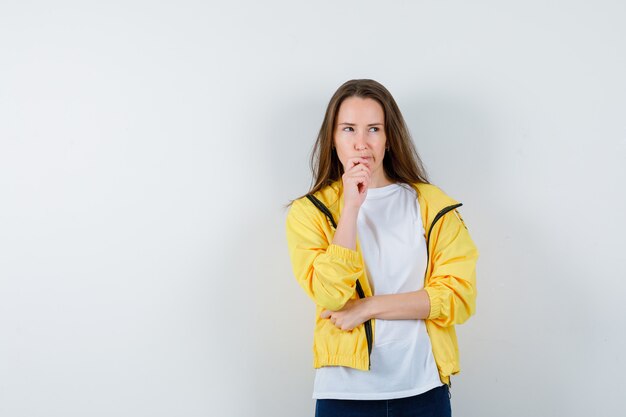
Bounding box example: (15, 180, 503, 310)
(365, 182, 402, 200)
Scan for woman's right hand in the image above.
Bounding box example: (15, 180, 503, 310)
(342, 157, 371, 210)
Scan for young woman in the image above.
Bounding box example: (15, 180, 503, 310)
(285, 79, 479, 417)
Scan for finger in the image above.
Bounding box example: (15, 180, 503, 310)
(345, 174, 370, 183)
(356, 158, 371, 170)
(346, 171, 370, 180)
(347, 157, 371, 170)
(346, 166, 371, 178)
(347, 159, 371, 173)
(347, 174, 368, 184)
(351, 165, 371, 176)
(355, 175, 370, 186)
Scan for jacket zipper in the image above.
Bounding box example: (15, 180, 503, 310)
(355, 280, 373, 369)
(425, 203, 463, 264)
(305, 194, 373, 369)
(424, 202, 463, 389)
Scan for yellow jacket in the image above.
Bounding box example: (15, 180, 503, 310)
(285, 179, 479, 386)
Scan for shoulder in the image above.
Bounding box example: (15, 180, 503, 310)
(311, 179, 342, 209)
(292, 180, 341, 213)
(411, 182, 460, 208)
(287, 180, 341, 222)
(408, 182, 467, 230)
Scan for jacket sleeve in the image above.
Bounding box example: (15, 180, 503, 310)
(285, 199, 363, 311)
(424, 209, 479, 327)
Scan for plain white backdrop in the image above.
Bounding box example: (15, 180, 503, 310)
(1, 1, 625, 416)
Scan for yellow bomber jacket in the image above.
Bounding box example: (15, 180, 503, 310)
(285, 179, 479, 386)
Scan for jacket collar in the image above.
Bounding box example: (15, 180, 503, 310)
(319, 179, 460, 230)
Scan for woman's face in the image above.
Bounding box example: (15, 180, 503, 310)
(333, 96, 388, 184)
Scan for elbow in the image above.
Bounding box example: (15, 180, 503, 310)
(315, 289, 354, 312)
(294, 261, 361, 311)
(452, 290, 477, 325)
(309, 272, 358, 311)
(452, 305, 475, 326)
(430, 309, 474, 327)
(425, 285, 477, 327)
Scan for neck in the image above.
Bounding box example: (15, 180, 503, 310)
(368, 172, 394, 188)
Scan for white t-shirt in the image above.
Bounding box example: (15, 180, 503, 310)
(312, 182, 443, 400)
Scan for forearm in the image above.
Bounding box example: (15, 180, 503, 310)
(332, 207, 359, 250)
(363, 289, 431, 320)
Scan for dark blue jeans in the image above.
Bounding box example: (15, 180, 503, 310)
(315, 384, 451, 417)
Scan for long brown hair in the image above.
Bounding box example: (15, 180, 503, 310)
(286, 79, 430, 208)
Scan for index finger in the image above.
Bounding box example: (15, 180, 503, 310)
(348, 157, 371, 169)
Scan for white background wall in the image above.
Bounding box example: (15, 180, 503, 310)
(1, 1, 625, 416)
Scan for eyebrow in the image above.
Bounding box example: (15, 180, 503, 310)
(338, 122, 383, 126)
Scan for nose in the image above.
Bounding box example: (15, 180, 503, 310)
(354, 131, 366, 150)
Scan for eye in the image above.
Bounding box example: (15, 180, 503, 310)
(369, 127, 380, 132)
(342, 126, 354, 132)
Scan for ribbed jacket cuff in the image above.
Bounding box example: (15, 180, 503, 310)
(326, 243, 362, 264)
(424, 287, 442, 320)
